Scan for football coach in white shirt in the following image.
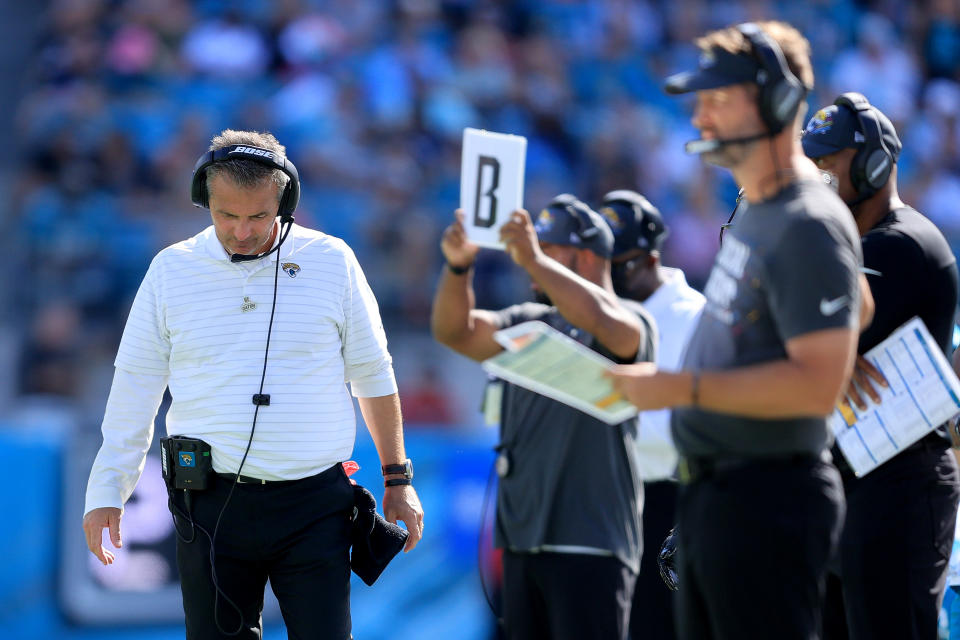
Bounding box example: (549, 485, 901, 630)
(81, 129, 423, 639)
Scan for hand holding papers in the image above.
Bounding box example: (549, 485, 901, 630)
(830, 317, 960, 477)
(460, 128, 527, 249)
(482, 321, 638, 425)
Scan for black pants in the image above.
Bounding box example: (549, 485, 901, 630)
(169, 464, 355, 640)
(676, 457, 844, 640)
(822, 443, 960, 640)
(502, 550, 636, 640)
(630, 479, 678, 640)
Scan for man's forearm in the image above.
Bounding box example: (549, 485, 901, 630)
(85, 369, 168, 514)
(358, 393, 406, 468)
(430, 268, 475, 345)
(695, 357, 851, 418)
(858, 273, 874, 331)
(525, 257, 640, 358)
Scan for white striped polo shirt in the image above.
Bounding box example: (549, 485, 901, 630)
(85, 223, 397, 513)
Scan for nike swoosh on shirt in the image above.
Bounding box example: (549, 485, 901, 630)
(819, 295, 850, 316)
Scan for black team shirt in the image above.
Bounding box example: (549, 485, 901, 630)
(859, 206, 958, 357)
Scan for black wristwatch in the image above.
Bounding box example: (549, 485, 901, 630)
(381, 458, 414, 479)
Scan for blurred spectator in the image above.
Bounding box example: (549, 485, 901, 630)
(19, 300, 82, 399)
(923, 0, 960, 80)
(180, 10, 269, 77)
(399, 363, 458, 426)
(829, 12, 920, 122)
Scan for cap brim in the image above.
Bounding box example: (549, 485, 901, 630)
(800, 136, 845, 159)
(665, 70, 744, 95)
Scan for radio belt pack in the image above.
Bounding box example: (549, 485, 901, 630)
(160, 435, 213, 491)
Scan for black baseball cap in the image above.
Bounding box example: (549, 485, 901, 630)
(801, 102, 902, 161)
(664, 47, 760, 95)
(532, 194, 614, 259)
(599, 190, 668, 256)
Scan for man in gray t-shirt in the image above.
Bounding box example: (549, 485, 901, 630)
(608, 21, 873, 640)
(674, 182, 862, 458)
(432, 194, 654, 640)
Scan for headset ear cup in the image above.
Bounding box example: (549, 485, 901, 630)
(190, 151, 215, 210)
(770, 81, 803, 130)
(277, 184, 292, 222)
(284, 174, 300, 219)
(758, 82, 777, 133)
(757, 76, 803, 134)
(863, 148, 892, 191)
(190, 168, 211, 209)
(200, 174, 210, 209)
(848, 147, 868, 197)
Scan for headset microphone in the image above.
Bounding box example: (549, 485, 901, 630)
(684, 131, 771, 155)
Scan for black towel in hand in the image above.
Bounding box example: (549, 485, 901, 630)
(350, 484, 408, 586)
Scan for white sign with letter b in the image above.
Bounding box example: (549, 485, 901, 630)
(459, 128, 527, 250)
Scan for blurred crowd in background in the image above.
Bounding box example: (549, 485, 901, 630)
(6, 0, 960, 434)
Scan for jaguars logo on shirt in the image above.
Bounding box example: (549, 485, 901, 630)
(281, 262, 301, 278)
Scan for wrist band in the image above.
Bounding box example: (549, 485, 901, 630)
(690, 371, 700, 407)
(384, 478, 412, 487)
(447, 262, 472, 275)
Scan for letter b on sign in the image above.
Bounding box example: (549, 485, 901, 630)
(473, 155, 500, 228)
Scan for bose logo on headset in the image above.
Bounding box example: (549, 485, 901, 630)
(229, 146, 277, 160)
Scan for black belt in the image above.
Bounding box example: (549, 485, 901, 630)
(215, 463, 344, 486)
(677, 451, 825, 485)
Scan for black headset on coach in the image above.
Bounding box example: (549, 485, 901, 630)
(191, 144, 301, 262)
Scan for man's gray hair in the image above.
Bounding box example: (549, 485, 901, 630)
(206, 129, 290, 203)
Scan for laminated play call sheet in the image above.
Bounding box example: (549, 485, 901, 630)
(830, 317, 960, 477)
(482, 321, 638, 425)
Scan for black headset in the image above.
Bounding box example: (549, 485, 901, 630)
(191, 144, 301, 223)
(738, 22, 806, 136)
(833, 92, 894, 199)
